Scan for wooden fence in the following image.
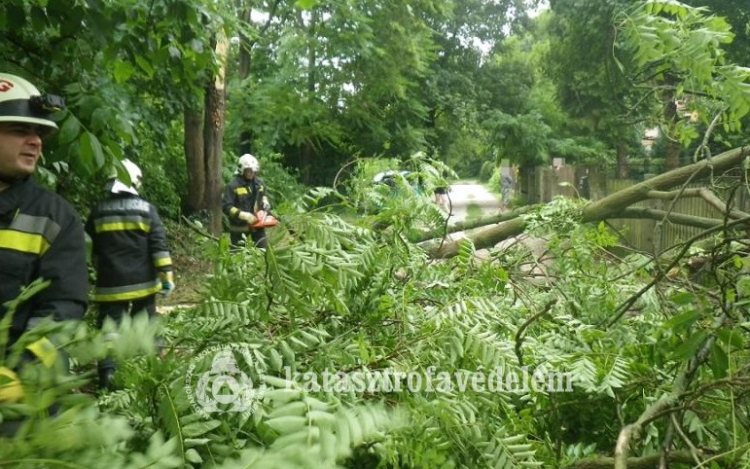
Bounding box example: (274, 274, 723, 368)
(516, 165, 749, 252)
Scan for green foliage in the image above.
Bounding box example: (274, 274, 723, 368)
(478, 161, 496, 182)
(616, 0, 750, 147)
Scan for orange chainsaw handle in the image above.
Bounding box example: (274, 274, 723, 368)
(250, 210, 279, 228)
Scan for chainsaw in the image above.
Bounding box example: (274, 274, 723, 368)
(250, 210, 279, 229)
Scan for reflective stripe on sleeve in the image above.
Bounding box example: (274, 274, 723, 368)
(0, 230, 51, 255)
(0, 213, 60, 255)
(152, 251, 172, 268)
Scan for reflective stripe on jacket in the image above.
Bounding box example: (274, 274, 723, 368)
(0, 178, 89, 339)
(85, 193, 172, 302)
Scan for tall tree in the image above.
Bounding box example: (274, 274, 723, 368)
(418, 0, 542, 172)
(225, 0, 442, 184)
(546, 0, 644, 178)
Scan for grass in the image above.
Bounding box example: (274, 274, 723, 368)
(161, 220, 216, 308)
(465, 203, 483, 222)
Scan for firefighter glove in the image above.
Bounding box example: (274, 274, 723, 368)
(261, 197, 271, 212)
(238, 211, 258, 224)
(159, 271, 175, 297)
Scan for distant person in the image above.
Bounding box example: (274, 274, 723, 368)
(85, 158, 174, 390)
(434, 170, 450, 212)
(222, 153, 273, 249)
(0, 73, 88, 405)
(578, 170, 590, 199)
(500, 171, 514, 211)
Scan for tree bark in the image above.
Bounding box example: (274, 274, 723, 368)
(663, 76, 681, 170)
(412, 206, 534, 242)
(204, 34, 229, 235)
(184, 107, 206, 213)
(616, 138, 629, 179)
(421, 146, 750, 258)
(565, 451, 696, 469)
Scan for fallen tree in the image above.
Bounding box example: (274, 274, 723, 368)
(420, 146, 750, 258)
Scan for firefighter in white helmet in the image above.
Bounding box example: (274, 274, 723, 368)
(222, 153, 273, 248)
(85, 158, 174, 390)
(0, 73, 88, 406)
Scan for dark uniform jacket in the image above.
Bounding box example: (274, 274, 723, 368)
(0, 178, 89, 340)
(222, 175, 268, 234)
(85, 192, 172, 302)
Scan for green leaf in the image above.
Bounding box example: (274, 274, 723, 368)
(57, 116, 81, 145)
(671, 330, 708, 360)
(736, 276, 750, 297)
(90, 107, 109, 133)
(716, 328, 745, 349)
(663, 309, 700, 331)
(184, 438, 211, 448)
(295, 0, 316, 9)
(78, 131, 105, 170)
(182, 419, 222, 438)
(113, 60, 135, 83)
(268, 401, 308, 419)
(135, 55, 155, 78)
(669, 291, 696, 306)
(265, 415, 308, 433)
(185, 448, 203, 464)
(709, 342, 728, 379)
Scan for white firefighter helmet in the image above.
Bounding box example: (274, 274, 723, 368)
(0, 73, 64, 130)
(238, 153, 260, 172)
(108, 158, 142, 195)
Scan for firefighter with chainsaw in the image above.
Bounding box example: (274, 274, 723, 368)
(85, 158, 174, 390)
(0, 73, 88, 408)
(222, 153, 276, 249)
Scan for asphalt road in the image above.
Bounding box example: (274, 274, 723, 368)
(443, 182, 503, 225)
(437, 181, 547, 267)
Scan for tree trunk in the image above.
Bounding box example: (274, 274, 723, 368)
(204, 86, 225, 235)
(238, 8, 252, 79)
(564, 451, 700, 469)
(663, 76, 681, 170)
(616, 138, 629, 179)
(184, 107, 206, 213)
(665, 137, 681, 171)
(420, 146, 750, 258)
(203, 34, 229, 235)
(518, 163, 535, 204)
